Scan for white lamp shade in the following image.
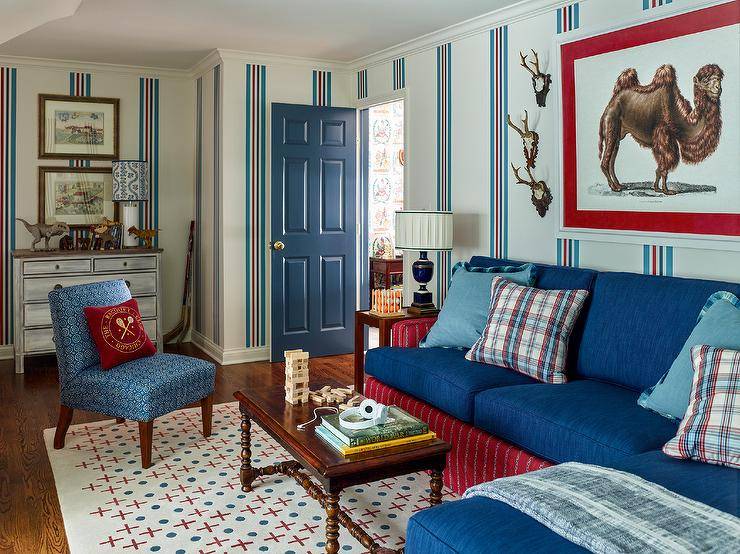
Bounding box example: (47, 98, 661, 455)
(112, 160, 150, 201)
(395, 210, 453, 251)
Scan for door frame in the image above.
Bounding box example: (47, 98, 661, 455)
(354, 90, 410, 311)
(268, 102, 358, 361)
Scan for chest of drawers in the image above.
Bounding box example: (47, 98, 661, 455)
(12, 248, 163, 373)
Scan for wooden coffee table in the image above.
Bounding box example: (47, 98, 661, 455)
(234, 383, 451, 554)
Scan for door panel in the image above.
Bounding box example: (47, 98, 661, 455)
(271, 103, 356, 361)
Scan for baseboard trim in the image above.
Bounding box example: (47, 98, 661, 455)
(0, 344, 14, 360)
(190, 330, 269, 365)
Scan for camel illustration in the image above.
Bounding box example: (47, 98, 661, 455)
(598, 63, 723, 195)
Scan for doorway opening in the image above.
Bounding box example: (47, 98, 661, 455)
(360, 99, 405, 347)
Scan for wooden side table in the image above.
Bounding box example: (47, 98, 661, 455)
(354, 309, 438, 394)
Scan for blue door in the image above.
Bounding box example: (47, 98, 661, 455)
(270, 103, 356, 361)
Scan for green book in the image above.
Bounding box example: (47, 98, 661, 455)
(321, 406, 428, 447)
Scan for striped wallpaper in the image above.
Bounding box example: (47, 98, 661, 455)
(392, 57, 406, 90)
(1, 67, 16, 345)
(357, 69, 368, 100)
(644, 245, 674, 276)
(436, 43, 452, 304)
(194, 76, 204, 336)
(245, 64, 267, 348)
(68, 72, 91, 170)
(644, 0, 673, 9)
(557, 239, 580, 268)
(312, 70, 332, 107)
(490, 25, 509, 259)
(557, 2, 580, 33)
(138, 77, 159, 244)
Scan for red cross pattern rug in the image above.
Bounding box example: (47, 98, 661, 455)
(43, 402, 456, 553)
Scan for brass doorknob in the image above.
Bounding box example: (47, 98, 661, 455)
(271, 240, 285, 251)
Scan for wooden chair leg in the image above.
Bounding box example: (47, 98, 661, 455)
(138, 420, 154, 469)
(201, 394, 213, 438)
(116, 418, 125, 424)
(53, 405, 74, 449)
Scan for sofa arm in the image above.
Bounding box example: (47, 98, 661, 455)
(390, 317, 438, 347)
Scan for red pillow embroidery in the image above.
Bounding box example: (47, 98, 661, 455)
(84, 298, 156, 370)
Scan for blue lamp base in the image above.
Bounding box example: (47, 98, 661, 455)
(408, 251, 439, 315)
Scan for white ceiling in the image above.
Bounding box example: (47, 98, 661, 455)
(0, 0, 520, 69)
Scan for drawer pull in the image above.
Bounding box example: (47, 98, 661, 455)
(125, 280, 131, 288)
(55, 264, 60, 270)
(54, 284, 62, 290)
(123, 261, 128, 267)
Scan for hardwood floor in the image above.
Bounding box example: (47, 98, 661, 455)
(0, 344, 354, 553)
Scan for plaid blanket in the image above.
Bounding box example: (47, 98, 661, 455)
(463, 463, 740, 553)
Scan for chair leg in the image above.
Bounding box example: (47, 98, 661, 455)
(53, 405, 74, 449)
(201, 394, 213, 438)
(139, 420, 154, 469)
(116, 418, 125, 424)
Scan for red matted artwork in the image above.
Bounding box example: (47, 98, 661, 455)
(557, 1, 740, 243)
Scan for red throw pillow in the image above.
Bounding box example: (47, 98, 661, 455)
(84, 298, 156, 370)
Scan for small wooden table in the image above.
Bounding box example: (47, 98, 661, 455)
(354, 309, 438, 394)
(234, 384, 451, 554)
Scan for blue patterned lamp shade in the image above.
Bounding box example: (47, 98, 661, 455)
(112, 160, 150, 201)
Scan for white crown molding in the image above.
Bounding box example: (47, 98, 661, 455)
(0, 53, 190, 79)
(348, 0, 585, 71)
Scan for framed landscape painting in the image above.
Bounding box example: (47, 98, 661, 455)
(38, 94, 119, 160)
(39, 167, 118, 229)
(555, 1, 740, 246)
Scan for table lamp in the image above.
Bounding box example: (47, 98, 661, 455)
(395, 210, 453, 314)
(112, 160, 149, 247)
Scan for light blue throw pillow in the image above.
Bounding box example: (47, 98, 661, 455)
(638, 291, 740, 420)
(420, 262, 537, 349)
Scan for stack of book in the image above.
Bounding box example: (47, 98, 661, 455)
(317, 406, 435, 456)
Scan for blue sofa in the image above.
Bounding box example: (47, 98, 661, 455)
(363, 257, 739, 552)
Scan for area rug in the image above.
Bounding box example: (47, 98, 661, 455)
(44, 402, 455, 553)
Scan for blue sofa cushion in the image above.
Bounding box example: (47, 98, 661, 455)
(639, 293, 740, 420)
(421, 262, 537, 349)
(469, 257, 597, 373)
(61, 353, 216, 421)
(474, 380, 678, 466)
(406, 496, 585, 554)
(406, 450, 738, 554)
(612, 450, 739, 516)
(364, 347, 536, 423)
(577, 272, 740, 391)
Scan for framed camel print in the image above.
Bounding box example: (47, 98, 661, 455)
(554, 1, 740, 247)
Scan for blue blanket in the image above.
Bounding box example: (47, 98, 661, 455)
(463, 463, 740, 553)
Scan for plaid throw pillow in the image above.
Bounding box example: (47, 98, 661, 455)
(465, 276, 589, 383)
(663, 345, 740, 468)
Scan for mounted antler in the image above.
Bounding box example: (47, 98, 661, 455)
(507, 110, 539, 169)
(511, 163, 553, 218)
(519, 49, 552, 107)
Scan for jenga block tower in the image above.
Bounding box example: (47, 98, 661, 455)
(284, 349, 310, 404)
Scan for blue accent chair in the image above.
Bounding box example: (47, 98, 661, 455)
(48, 280, 217, 468)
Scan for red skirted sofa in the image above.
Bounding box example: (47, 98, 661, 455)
(366, 317, 551, 495)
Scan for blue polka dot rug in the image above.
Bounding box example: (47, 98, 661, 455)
(43, 402, 456, 553)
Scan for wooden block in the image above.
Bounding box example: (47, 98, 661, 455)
(347, 395, 361, 407)
(319, 385, 331, 394)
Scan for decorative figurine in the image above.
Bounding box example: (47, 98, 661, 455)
(127, 226, 158, 248)
(511, 164, 553, 218)
(92, 224, 117, 250)
(16, 218, 70, 251)
(59, 235, 74, 251)
(284, 349, 310, 405)
(519, 50, 551, 108)
(507, 110, 540, 169)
